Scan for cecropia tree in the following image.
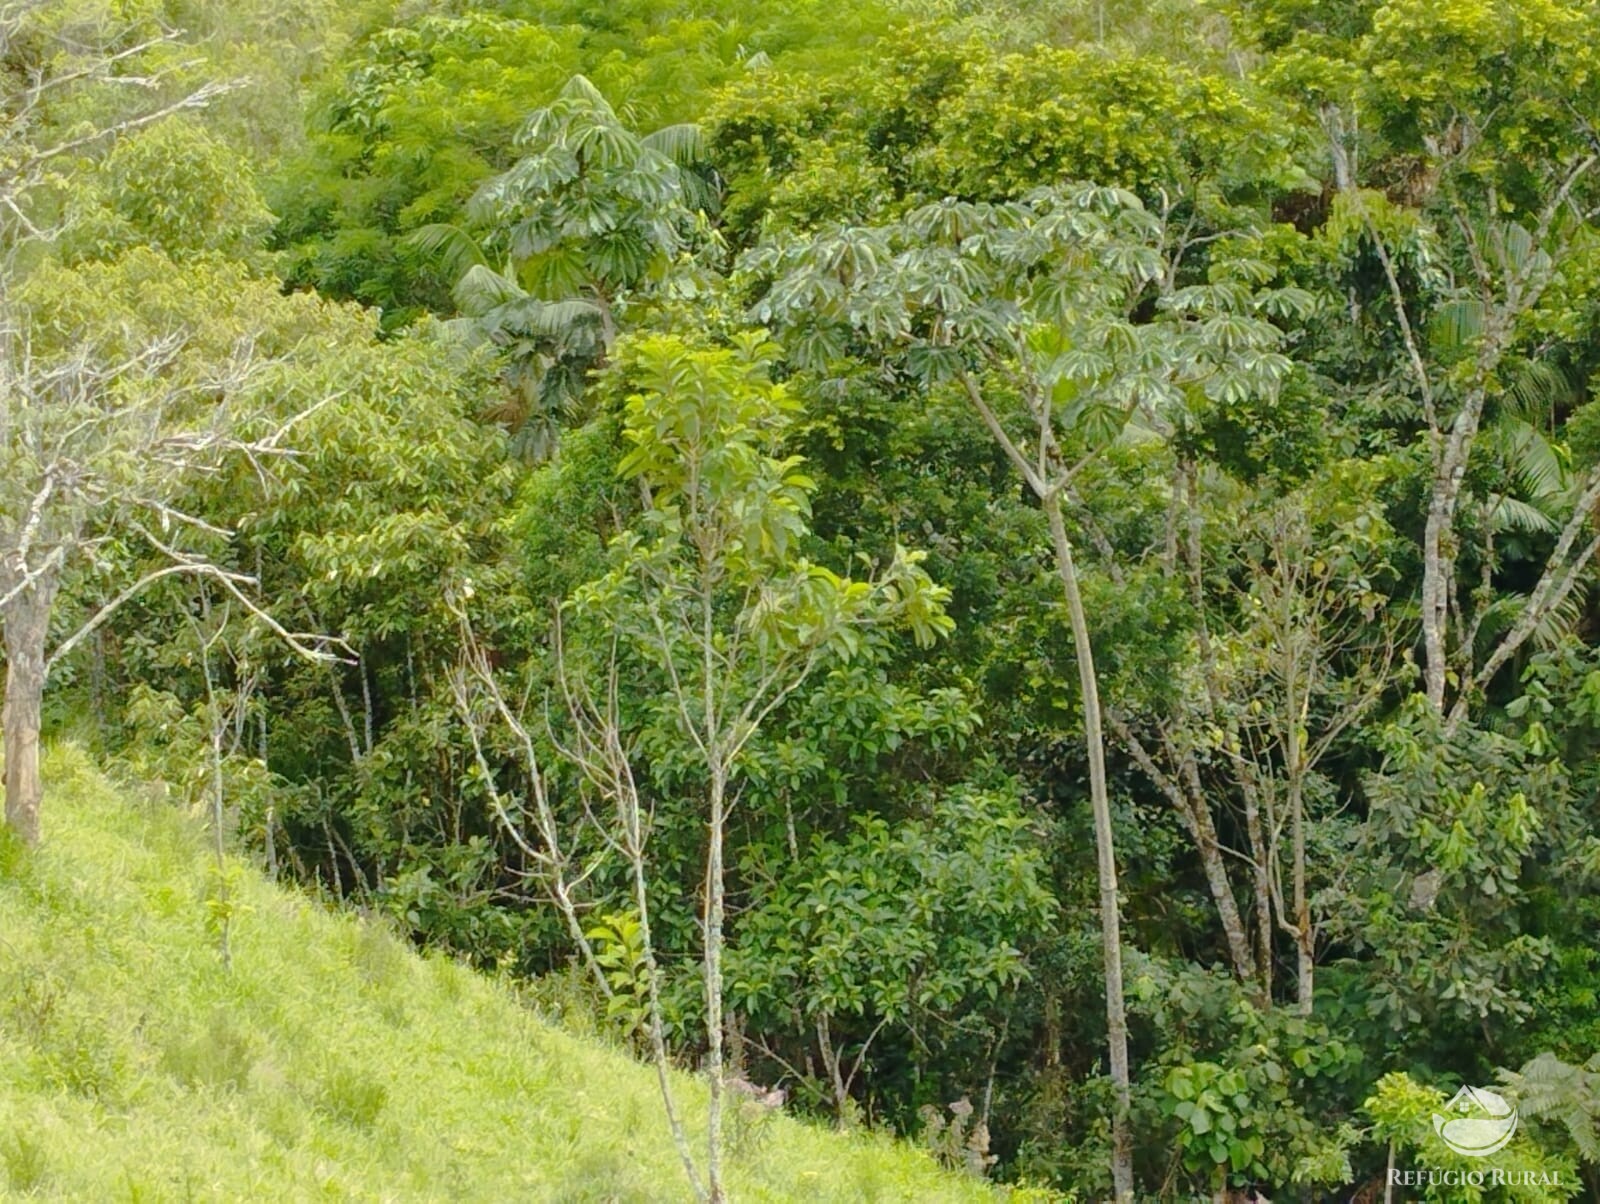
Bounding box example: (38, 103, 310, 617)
(746, 184, 1307, 1197)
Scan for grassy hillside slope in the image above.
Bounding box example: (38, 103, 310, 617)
(0, 747, 1003, 1201)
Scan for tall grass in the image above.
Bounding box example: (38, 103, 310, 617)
(0, 745, 1007, 1201)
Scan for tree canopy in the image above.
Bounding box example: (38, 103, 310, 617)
(6, 0, 1600, 1199)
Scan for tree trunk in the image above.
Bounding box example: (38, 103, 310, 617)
(1419, 495, 1453, 714)
(636, 821, 701, 1198)
(1287, 733, 1313, 1017)
(1279, 615, 1315, 1017)
(1177, 751, 1258, 987)
(3, 578, 55, 846)
(704, 768, 727, 1204)
(1421, 385, 1490, 714)
(1044, 493, 1134, 1202)
(1240, 778, 1275, 1002)
(199, 638, 233, 970)
(816, 1014, 850, 1122)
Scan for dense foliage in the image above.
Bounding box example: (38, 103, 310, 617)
(6, 0, 1600, 1198)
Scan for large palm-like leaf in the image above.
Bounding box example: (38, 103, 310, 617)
(641, 123, 704, 165)
(1506, 358, 1578, 425)
(1481, 416, 1566, 529)
(1474, 583, 1589, 653)
(452, 263, 526, 316)
(410, 74, 711, 459)
(1489, 494, 1559, 535)
(406, 223, 488, 283)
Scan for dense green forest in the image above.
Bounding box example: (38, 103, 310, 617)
(3, 0, 1600, 1198)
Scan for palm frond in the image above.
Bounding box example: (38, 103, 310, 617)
(642, 123, 705, 166)
(1485, 416, 1567, 503)
(452, 263, 526, 316)
(1475, 584, 1590, 652)
(559, 73, 609, 109)
(405, 223, 489, 282)
(1506, 358, 1577, 425)
(1489, 494, 1559, 535)
(500, 296, 604, 339)
(1532, 586, 1589, 650)
(1429, 298, 1484, 352)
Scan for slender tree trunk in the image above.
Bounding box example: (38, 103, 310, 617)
(1177, 751, 1257, 987)
(1419, 497, 1453, 713)
(199, 635, 233, 970)
(816, 1014, 850, 1122)
(704, 767, 727, 1204)
(632, 818, 702, 1198)
(1286, 725, 1312, 1016)
(1043, 493, 1133, 1202)
(1290, 789, 1312, 1015)
(1241, 781, 1274, 1002)
(3, 577, 56, 846)
(1269, 579, 1318, 1018)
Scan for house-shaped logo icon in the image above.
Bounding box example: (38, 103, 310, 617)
(1432, 1085, 1518, 1157)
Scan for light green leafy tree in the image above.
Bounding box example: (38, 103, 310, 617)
(460, 330, 951, 1202)
(62, 117, 272, 264)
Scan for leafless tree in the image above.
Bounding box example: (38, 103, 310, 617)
(449, 604, 704, 1197)
(0, 317, 346, 841)
(0, 6, 336, 842)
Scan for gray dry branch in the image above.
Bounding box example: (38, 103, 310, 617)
(0, 316, 345, 843)
(447, 600, 703, 1200)
(0, 2, 246, 249)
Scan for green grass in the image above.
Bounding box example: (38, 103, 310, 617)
(0, 746, 1006, 1201)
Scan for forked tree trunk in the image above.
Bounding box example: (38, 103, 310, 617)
(1044, 493, 1134, 1202)
(3, 578, 56, 846)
